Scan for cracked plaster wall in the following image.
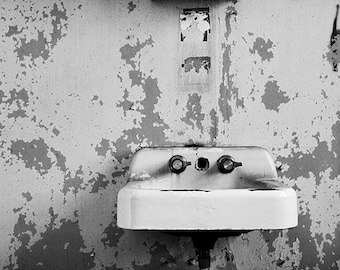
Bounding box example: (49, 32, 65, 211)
(0, 0, 339, 269)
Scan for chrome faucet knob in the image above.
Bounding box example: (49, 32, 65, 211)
(169, 155, 191, 174)
(217, 155, 242, 174)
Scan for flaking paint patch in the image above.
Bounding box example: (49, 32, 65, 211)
(271, 230, 302, 269)
(10, 138, 67, 176)
(11, 138, 53, 175)
(95, 138, 111, 157)
(249, 37, 274, 62)
(319, 223, 340, 269)
(132, 241, 174, 269)
(15, 31, 50, 62)
(5, 25, 23, 37)
(88, 173, 108, 193)
(278, 129, 337, 182)
(13, 219, 95, 270)
(219, 6, 244, 122)
(230, 231, 273, 269)
(114, 74, 170, 161)
(101, 224, 124, 248)
(52, 127, 60, 136)
(0, 88, 30, 119)
(129, 70, 143, 87)
(49, 3, 68, 49)
(22, 192, 33, 202)
(120, 37, 153, 69)
(285, 213, 320, 268)
(117, 89, 134, 116)
(50, 147, 67, 172)
(12, 3, 68, 63)
(261, 80, 290, 112)
(62, 166, 85, 195)
(8, 108, 27, 119)
(183, 57, 210, 73)
(326, 34, 340, 70)
(181, 93, 205, 131)
(13, 214, 37, 241)
(277, 118, 340, 266)
(209, 108, 218, 143)
(115, 37, 170, 160)
(7, 214, 37, 268)
(331, 119, 340, 179)
(6, 89, 29, 106)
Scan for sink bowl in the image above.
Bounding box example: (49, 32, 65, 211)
(117, 146, 298, 231)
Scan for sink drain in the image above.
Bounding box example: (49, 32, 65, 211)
(196, 157, 209, 171)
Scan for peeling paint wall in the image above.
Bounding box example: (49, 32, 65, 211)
(0, 0, 339, 269)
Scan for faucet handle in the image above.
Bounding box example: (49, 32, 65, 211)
(217, 155, 242, 174)
(169, 155, 191, 174)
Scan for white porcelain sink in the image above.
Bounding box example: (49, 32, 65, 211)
(117, 146, 298, 231)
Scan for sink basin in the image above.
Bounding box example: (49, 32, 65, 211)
(117, 146, 298, 231)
